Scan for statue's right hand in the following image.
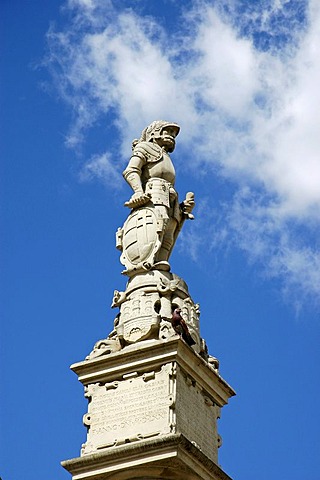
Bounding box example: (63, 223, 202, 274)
(124, 192, 150, 209)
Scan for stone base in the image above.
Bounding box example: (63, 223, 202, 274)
(62, 433, 232, 480)
(62, 337, 235, 480)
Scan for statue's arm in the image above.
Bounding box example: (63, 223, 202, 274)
(123, 155, 150, 208)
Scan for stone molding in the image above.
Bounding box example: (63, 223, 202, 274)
(62, 433, 233, 480)
(71, 337, 235, 408)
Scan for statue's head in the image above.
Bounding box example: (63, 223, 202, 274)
(140, 121, 180, 152)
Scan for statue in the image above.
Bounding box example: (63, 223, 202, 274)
(71, 122, 233, 473)
(116, 120, 195, 276)
(86, 121, 208, 355)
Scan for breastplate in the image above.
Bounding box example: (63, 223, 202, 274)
(144, 151, 176, 185)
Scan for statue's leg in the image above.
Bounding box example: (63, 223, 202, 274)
(156, 217, 177, 262)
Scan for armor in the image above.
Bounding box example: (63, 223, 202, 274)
(132, 141, 163, 163)
(144, 178, 172, 208)
(119, 120, 193, 275)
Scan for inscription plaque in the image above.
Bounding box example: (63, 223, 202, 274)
(82, 364, 173, 455)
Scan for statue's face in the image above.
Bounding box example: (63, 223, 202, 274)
(156, 126, 178, 152)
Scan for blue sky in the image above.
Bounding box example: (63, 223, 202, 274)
(1, 1, 320, 479)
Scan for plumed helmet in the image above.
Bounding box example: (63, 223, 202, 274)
(141, 121, 180, 142)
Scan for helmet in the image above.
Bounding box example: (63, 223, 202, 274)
(141, 121, 180, 143)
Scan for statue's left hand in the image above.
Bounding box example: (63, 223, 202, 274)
(181, 192, 195, 218)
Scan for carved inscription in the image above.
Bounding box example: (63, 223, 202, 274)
(82, 365, 172, 454)
(175, 369, 218, 463)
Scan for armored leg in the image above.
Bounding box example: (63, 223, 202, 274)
(156, 217, 178, 262)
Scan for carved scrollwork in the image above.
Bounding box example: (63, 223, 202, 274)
(203, 395, 214, 407)
(142, 371, 155, 382)
(208, 355, 220, 372)
(157, 276, 180, 294)
(111, 289, 127, 308)
(84, 383, 100, 398)
(85, 336, 121, 360)
(105, 381, 119, 390)
(83, 413, 92, 426)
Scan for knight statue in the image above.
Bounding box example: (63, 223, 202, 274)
(86, 121, 208, 355)
(116, 120, 195, 276)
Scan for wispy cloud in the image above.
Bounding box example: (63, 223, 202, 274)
(79, 151, 122, 185)
(223, 188, 320, 307)
(45, 0, 320, 306)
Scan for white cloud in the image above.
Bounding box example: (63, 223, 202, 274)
(79, 151, 122, 185)
(224, 188, 320, 308)
(191, 8, 260, 117)
(46, 0, 320, 305)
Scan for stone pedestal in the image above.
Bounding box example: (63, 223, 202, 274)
(62, 337, 235, 480)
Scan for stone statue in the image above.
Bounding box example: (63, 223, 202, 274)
(86, 121, 210, 357)
(63, 121, 235, 480)
(116, 120, 195, 276)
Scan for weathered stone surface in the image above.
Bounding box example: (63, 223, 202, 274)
(175, 365, 220, 463)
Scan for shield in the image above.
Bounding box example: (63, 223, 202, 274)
(120, 207, 161, 271)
